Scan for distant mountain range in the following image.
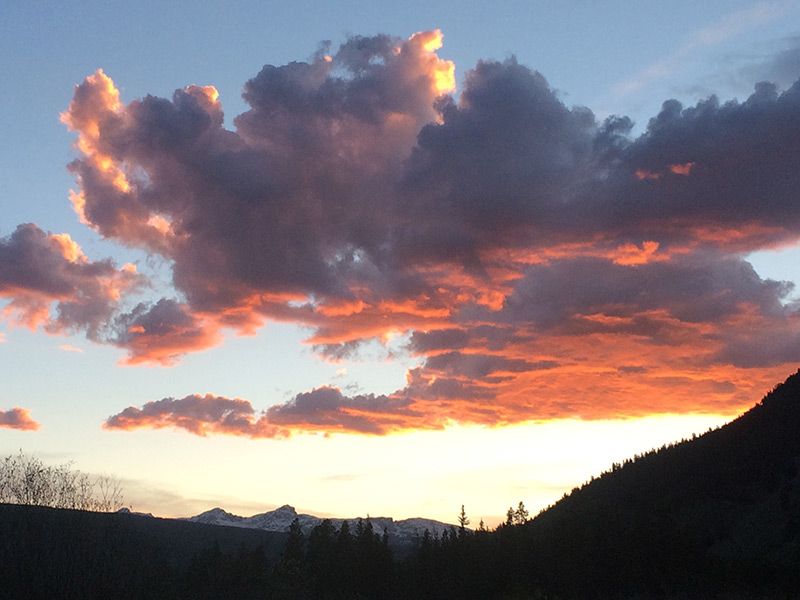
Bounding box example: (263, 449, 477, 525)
(185, 503, 452, 553)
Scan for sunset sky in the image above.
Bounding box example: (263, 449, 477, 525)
(2, 1, 800, 526)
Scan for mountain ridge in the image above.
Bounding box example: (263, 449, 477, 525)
(507, 367, 800, 597)
(184, 503, 454, 553)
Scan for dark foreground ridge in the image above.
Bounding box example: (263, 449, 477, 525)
(2, 370, 800, 599)
(478, 368, 800, 599)
(0, 503, 287, 598)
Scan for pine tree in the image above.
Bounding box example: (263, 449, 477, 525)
(458, 504, 470, 534)
(514, 501, 529, 525)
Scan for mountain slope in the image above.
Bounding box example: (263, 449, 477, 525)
(0, 503, 288, 599)
(519, 369, 800, 597)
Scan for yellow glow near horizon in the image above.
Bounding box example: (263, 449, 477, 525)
(110, 412, 733, 526)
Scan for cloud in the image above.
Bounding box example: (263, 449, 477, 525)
(611, 2, 792, 100)
(108, 298, 223, 366)
(424, 351, 557, 380)
(59, 344, 84, 353)
(50, 30, 800, 432)
(265, 386, 417, 435)
(0, 223, 143, 336)
(738, 34, 800, 91)
(0, 407, 41, 431)
(104, 388, 418, 437)
(103, 394, 282, 438)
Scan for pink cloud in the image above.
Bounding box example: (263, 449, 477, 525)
(0, 407, 41, 431)
(59, 344, 84, 353)
(0, 223, 143, 337)
(103, 394, 283, 438)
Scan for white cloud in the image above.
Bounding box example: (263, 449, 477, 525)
(611, 1, 794, 100)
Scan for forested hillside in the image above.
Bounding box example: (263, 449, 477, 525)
(0, 504, 286, 599)
(400, 369, 800, 599)
(519, 368, 800, 597)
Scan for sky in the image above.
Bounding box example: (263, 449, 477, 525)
(2, 0, 800, 526)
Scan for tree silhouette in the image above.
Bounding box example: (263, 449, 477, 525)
(458, 505, 470, 534)
(0, 451, 124, 511)
(514, 501, 529, 525)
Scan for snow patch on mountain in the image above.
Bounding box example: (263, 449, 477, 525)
(185, 504, 456, 551)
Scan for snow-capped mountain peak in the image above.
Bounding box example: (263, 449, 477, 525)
(184, 504, 456, 553)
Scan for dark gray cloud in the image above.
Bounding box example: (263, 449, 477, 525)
(603, 80, 800, 241)
(738, 35, 800, 91)
(63, 41, 800, 320)
(425, 351, 556, 380)
(105, 387, 419, 437)
(407, 328, 471, 353)
(502, 252, 792, 331)
(266, 386, 416, 435)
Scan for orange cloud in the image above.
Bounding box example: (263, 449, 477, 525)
(635, 169, 662, 180)
(0, 407, 41, 431)
(669, 161, 695, 175)
(635, 162, 695, 180)
(112, 299, 224, 366)
(49, 233, 86, 263)
(408, 29, 456, 94)
(59, 344, 84, 353)
(611, 241, 666, 265)
(0, 290, 53, 331)
(60, 69, 131, 197)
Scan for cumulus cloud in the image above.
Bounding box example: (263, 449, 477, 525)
(109, 298, 223, 366)
(0, 223, 142, 337)
(104, 388, 418, 437)
(103, 394, 282, 438)
(0, 407, 41, 431)
(48, 30, 800, 432)
(265, 387, 417, 435)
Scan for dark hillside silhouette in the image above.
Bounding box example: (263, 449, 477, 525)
(400, 369, 800, 599)
(519, 368, 800, 598)
(0, 504, 286, 599)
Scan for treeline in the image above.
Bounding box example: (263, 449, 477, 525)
(0, 500, 540, 600)
(0, 503, 286, 600)
(0, 450, 124, 512)
(172, 364, 800, 599)
(178, 511, 543, 600)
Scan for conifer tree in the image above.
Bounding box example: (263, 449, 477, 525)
(458, 504, 470, 534)
(514, 501, 529, 525)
